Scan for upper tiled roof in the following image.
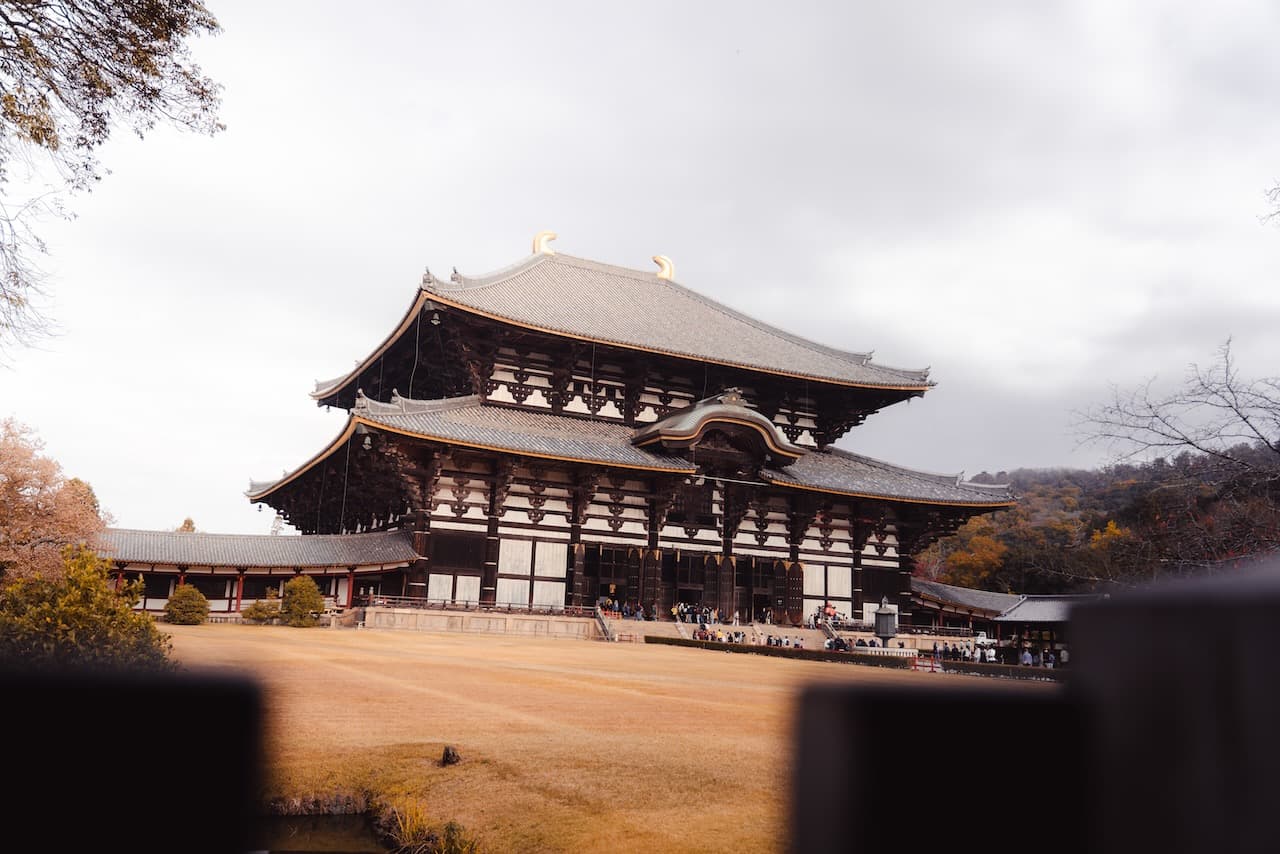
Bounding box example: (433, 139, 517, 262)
(250, 394, 1012, 509)
(427, 253, 932, 388)
(911, 578, 1023, 614)
(314, 251, 933, 399)
(98, 528, 419, 568)
(763, 447, 1016, 507)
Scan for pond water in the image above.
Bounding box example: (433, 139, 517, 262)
(246, 814, 387, 853)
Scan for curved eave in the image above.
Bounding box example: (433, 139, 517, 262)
(310, 289, 434, 401)
(249, 415, 698, 503)
(423, 291, 934, 393)
(633, 416, 804, 461)
(762, 477, 1018, 509)
(359, 417, 698, 474)
(247, 419, 362, 501)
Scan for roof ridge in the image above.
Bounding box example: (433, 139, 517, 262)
(435, 251, 930, 382)
(431, 252, 548, 290)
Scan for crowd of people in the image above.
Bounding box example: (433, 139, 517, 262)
(931, 641, 998, 664)
(597, 596, 654, 621)
(597, 595, 1071, 667)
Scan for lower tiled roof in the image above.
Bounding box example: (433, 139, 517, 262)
(911, 578, 1023, 614)
(98, 528, 419, 569)
(763, 447, 1015, 507)
(358, 395, 695, 472)
(250, 395, 1016, 509)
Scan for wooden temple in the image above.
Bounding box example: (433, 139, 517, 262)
(236, 234, 1014, 627)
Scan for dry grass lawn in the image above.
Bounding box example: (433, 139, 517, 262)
(162, 624, 1056, 853)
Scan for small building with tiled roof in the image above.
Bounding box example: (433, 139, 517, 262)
(910, 580, 1105, 652)
(910, 577, 1023, 636)
(99, 528, 418, 614)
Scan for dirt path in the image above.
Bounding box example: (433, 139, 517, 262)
(164, 624, 1054, 853)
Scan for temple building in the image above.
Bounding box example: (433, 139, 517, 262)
(236, 233, 1014, 626)
(104, 234, 1015, 626)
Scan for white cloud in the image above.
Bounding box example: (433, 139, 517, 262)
(3, 0, 1280, 532)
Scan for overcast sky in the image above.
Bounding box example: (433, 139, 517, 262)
(3, 0, 1279, 535)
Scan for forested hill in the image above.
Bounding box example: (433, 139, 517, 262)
(922, 444, 1280, 595)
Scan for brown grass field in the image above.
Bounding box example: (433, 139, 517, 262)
(162, 624, 1057, 853)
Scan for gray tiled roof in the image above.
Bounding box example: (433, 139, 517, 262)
(911, 578, 1023, 613)
(763, 447, 1016, 507)
(423, 253, 932, 389)
(252, 395, 1014, 509)
(995, 595, 1105, 623)
(98, 528, 419, 568)
(357, 394, 698, 472)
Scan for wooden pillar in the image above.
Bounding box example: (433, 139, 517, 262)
(406, 508, 431, 599)
(786, 561, 805, 626)
(234, 570, 245, 613)
(345, 568, 356, 608)
(703, 554, 720, 614)
(178, 567, 187, 586)
(627, 547, 642, 607)
(852, 552, 864, 621)
(772, 559, 788, 623)
(719, 556, 736, 621)
(641, 548, 662, 617)
(482, 513, 499, 607)
(653, 549, 673, 618)
(897, 550, 917, 624)
(570, 544, 587, 607)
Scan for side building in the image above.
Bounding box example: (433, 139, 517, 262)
(105, 235, 1016, 627)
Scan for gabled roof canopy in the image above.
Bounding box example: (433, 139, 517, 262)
(631, 388, 806, 468)
(312, 246, 934, 406)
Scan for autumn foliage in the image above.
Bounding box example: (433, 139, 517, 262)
(0, 418, 105, 580)
(924, 450, 1280, 593)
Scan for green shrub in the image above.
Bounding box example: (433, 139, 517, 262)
(241, 589, 281, 624)
(164, 583, 209, 625)
(281, 576, 325, 628)
(0, 545, 175, 672)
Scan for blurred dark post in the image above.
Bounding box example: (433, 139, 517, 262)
(791, 684, 1089, 853)
(793, 554, 1280, 854)
(1068, 561, 1280, 854)
(6, 667, 263, 854)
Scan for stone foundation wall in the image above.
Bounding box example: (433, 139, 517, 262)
(363, 607, 599, 639)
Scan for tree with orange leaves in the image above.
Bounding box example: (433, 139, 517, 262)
(0, 418, 106, 580)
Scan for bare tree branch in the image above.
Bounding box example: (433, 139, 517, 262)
(0, 0, 223, 357)
(1074, 339, 1280, 483)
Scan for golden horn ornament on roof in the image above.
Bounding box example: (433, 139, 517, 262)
(652, 255, 674, 279)
(533, 230, 558, 255)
